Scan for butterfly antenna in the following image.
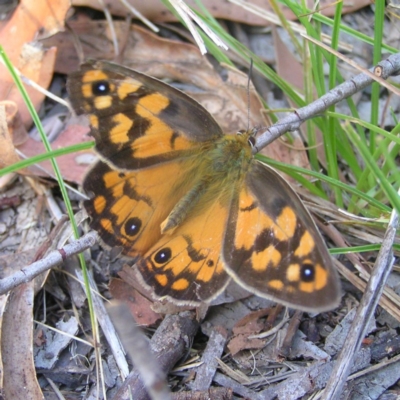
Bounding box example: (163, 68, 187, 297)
(246, 58, 253, 133)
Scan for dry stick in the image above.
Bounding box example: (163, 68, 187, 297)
(254, 52, 400, 152)
(347, 352, 400, 381)
(112, 311, 199, 400)
(107, 302, 172, 400)
(76, 272, 130, 380)
(192, 326, 228, 391)
(213, 372, 262, 400)
(321, 206, 399, 399)
(173, 387, 233, 399)
(279, 310, 303, 359)
(0, 231, 98, 295)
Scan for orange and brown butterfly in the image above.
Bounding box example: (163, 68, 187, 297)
(67, 60, 340, 312)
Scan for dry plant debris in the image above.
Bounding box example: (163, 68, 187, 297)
(0, 1, 399, 399)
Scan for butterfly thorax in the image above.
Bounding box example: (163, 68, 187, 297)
(207, 131, 253, 174)
(160, 131, 253, 234)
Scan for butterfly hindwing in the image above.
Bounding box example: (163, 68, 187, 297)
(136, 186, 235, 304)
(222, 162, 340, 312)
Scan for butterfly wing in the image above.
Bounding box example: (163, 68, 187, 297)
(83, 158, 203, 257)
(222, 162, 340, 312)
(67, 60, 224, 171)
(136, 188, 234, 304)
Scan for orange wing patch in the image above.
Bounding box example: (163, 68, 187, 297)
(68, 61, 221, 172)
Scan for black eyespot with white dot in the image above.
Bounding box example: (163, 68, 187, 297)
(207, 259, 214, 267)
(124, 217, 141, 237)
(92, 80, 110, 96)
(300, 263, 315, 283)
(154, 248, 172, 264)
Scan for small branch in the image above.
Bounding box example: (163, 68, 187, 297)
(192, 326, 228, 391)
(0, 231, 97, 295)
(254, 52, 400, 152)
(107, 302, 171, 400)
(321, 202, 399, 399)
(113, 311, 199, 400)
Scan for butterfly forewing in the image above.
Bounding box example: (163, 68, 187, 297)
(67, 60, 224, 171)
(83, 153, 204, 258)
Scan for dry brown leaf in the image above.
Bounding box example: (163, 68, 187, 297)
(232, 308, 271, 334)
(2, 283, 43, 399)
(0, 103, 21, 168)
(2, 100, 29, 146)
(227, 310, 268, 355)
(109, 278, 162, 327)
(17, 122, 92, 184)
(227, 334, 265, 356)
(71, 0, 371, 26)
(0, 0, 70, 127)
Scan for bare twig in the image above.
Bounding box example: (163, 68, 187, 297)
(107, 302, 171, 400)
(0, 231, 97, 295)
(279, 310, 303, 359)
(192, 326, 228, 391)
(254, 52, 400, 152)
(321, 196, 399, 399)
(303, 34, 400, 96)
(113, 311, 199, 400)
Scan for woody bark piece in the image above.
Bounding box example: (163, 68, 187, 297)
(213, 372, 262, 400)
(172, 387, 233, 399)
(192, 326, 228, 391)
(278, 310, 302, 359)
(113, 311, 199, 400)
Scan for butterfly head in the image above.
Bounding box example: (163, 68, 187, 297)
(237, 128, 258, 152)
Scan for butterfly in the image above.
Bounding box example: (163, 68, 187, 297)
(67, 60, 340, 312)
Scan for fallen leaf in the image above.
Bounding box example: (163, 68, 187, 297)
(17, 122, 92, 184)
(0, 0, 70, 127)
(0, 103, 21, 167)
(2, 283, 43, 399)
(71, 0, 371, 26)
(109, 278, 162, 327)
